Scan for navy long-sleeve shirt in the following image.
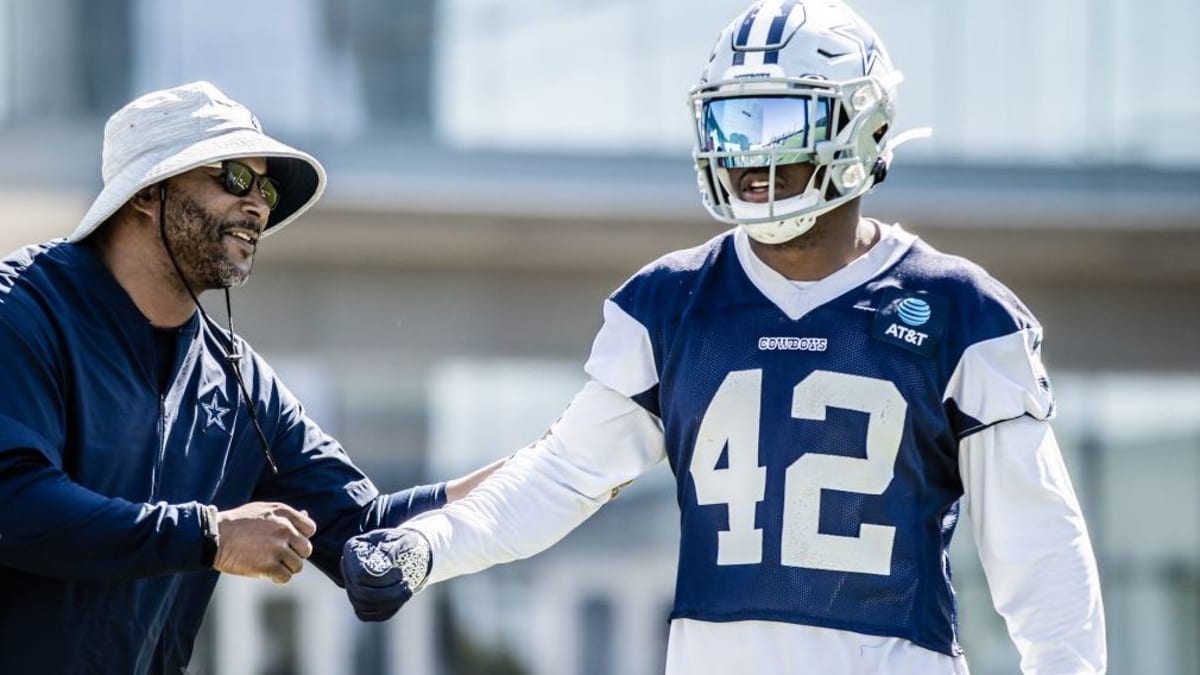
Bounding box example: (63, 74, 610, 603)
(0, 241, 444, 673)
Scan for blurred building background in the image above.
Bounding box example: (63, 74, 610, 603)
(1, 0, 1199, 673)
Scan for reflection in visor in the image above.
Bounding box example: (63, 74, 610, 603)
(702, 96, 831, 168)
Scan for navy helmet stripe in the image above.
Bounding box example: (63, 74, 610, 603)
(763, 1, 800, 65)
(731, 5, 761, 66)
(734, 6, 761, 48)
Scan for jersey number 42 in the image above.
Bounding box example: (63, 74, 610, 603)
(689, 369, 906, 576)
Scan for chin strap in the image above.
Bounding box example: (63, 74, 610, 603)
(889, 126, 933, 151)
(873, 126, 932, 186)
(881, 126, 933, 168)
(157, 183, 279, 473)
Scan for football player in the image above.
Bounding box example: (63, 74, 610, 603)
(341, 2, 1107, 673)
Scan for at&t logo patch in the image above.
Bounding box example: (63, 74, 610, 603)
(884, 322, 929, 347)
(896, 297, 931, 326)
(872, 290, 950, 357)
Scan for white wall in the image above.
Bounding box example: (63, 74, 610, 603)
(130, 0, 365, 138)
(4, 0, 1196, 165)
(427, 358, 586, 478)
(434, 0, 1200, 166)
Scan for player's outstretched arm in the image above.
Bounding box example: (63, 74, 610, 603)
(341, 527, 433, 621)
(341, 379, 666, 621)
(960, 416, 1107, 674)
(444, 455, 510, 502)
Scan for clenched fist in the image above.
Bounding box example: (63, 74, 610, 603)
(213, 502, 316, 584)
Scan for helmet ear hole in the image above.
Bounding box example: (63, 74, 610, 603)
(871, 157, 889, 185)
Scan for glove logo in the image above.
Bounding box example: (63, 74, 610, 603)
(350, 539, 395, 578)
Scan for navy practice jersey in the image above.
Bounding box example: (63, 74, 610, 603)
(584, 224, 1054, 656)
(0, 241, 444, 674)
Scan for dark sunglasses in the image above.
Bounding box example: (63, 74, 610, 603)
(204, 160, 281, 210)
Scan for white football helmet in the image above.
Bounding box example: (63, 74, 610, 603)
(689, 0, 924, 244)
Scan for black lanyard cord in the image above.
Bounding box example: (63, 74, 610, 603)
(157, 183, 280, 474)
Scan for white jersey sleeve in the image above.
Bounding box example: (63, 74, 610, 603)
(944, 327, 1054, 431)
(960, 416, 1107, 674)
(408, 379, 665, 584)
(407, 291, 666, 584)
(584, 298, 659, 400)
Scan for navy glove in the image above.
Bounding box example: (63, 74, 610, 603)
(340, 528, 432, 622)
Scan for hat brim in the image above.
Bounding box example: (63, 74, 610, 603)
(70, 128, 326, 242)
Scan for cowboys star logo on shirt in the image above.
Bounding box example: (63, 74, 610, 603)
(350, 539, 396, 578)
(200, 392, 230, 431)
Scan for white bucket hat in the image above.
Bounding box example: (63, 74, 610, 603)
(69, 81, 326, 242)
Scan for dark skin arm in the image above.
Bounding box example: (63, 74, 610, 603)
(444, 456, 510, 502)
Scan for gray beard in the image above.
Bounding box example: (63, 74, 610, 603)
(163, 191, 258, 290)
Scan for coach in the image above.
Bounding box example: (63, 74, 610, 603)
(0, 81, 497, 674)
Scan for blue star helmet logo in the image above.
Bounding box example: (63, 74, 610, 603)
(828, 21, 882, 76)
